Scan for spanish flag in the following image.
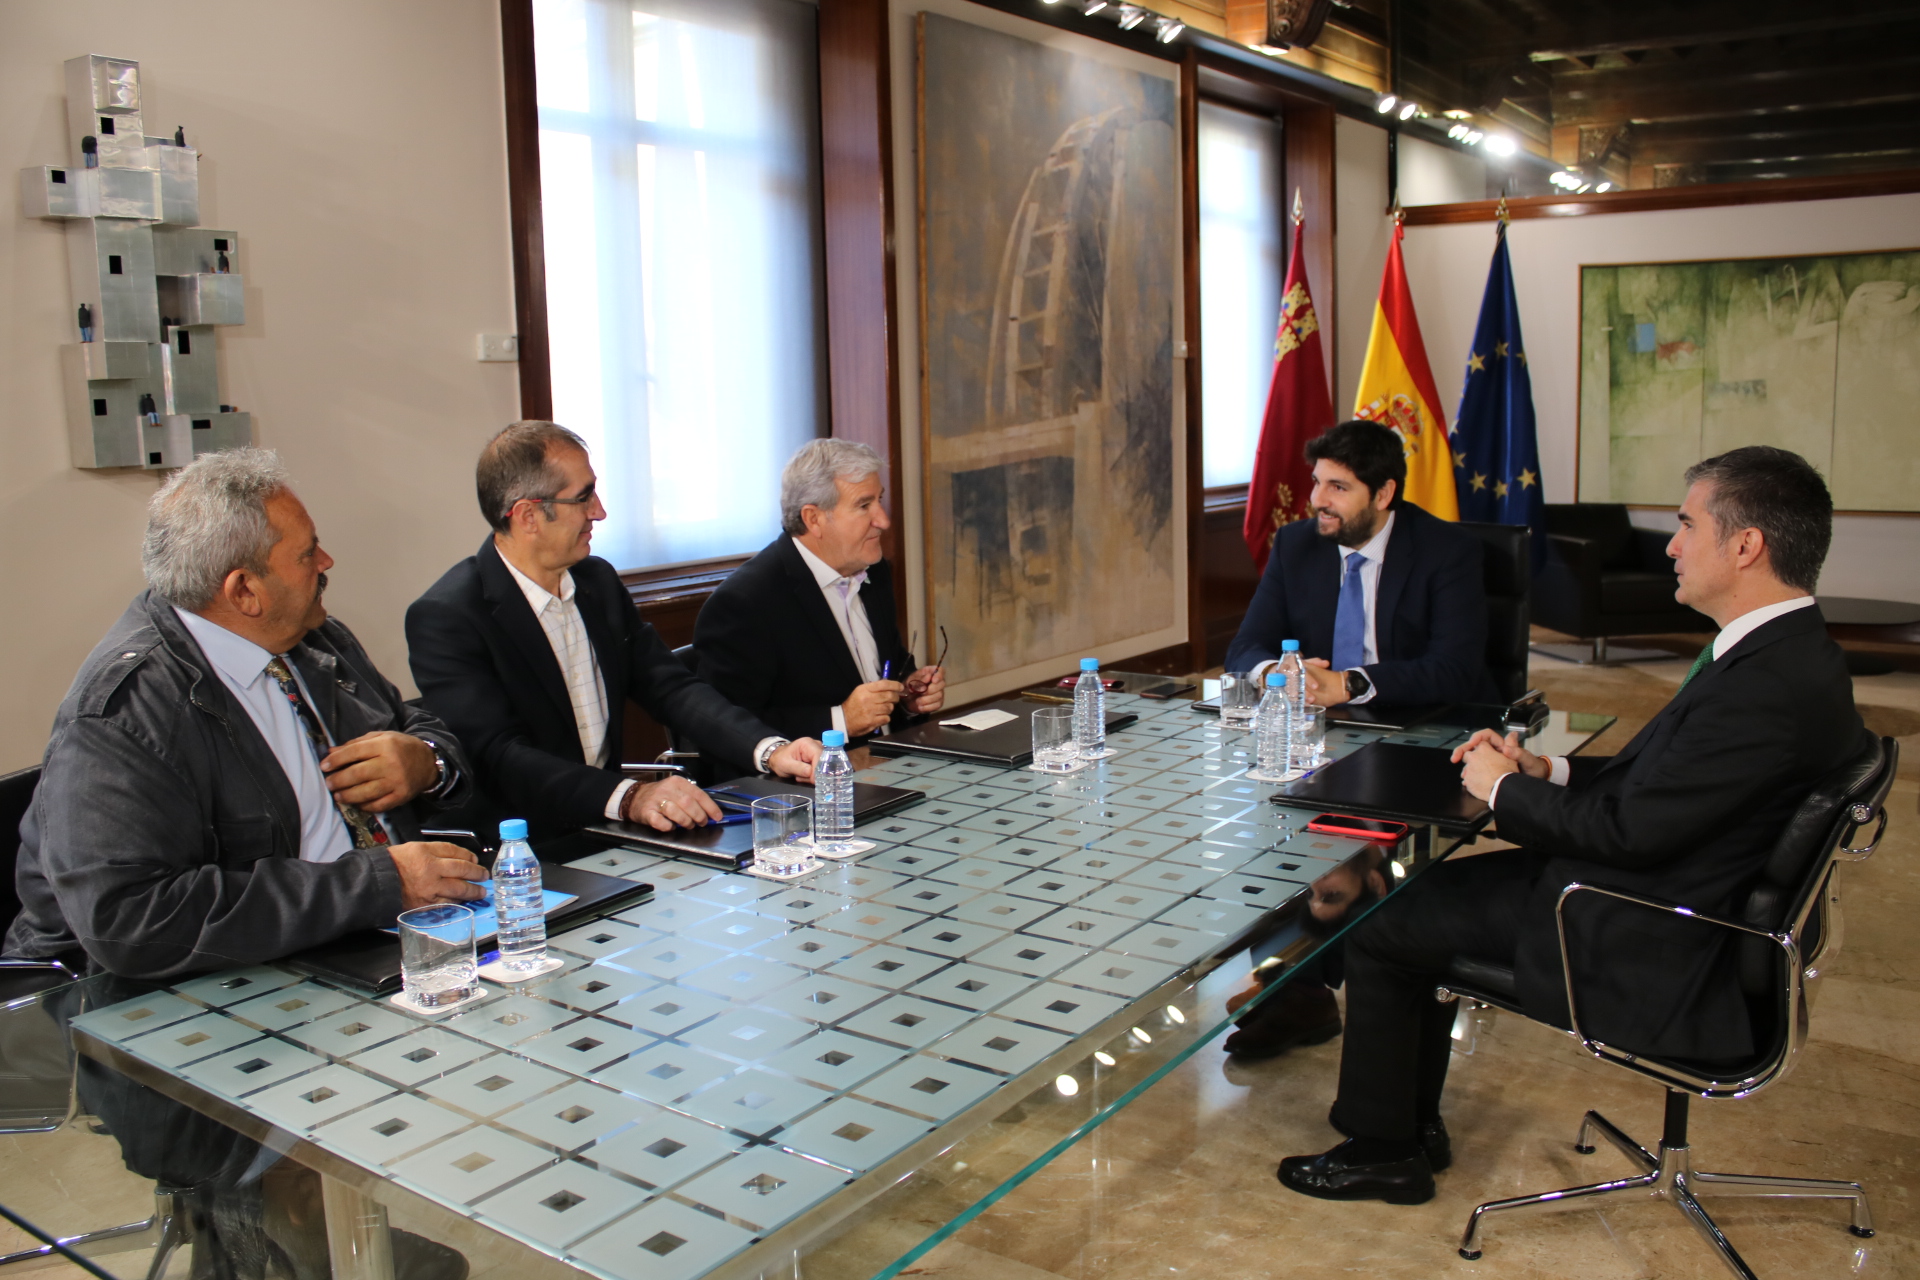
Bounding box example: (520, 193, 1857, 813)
(1352, 219, 1458, 519)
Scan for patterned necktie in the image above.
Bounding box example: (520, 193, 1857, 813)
(264, 656, 388, 848)
(1331, 551, 1368, 671)
(1679, 643, 1715, 691)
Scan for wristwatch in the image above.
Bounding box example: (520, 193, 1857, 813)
(1344, 669, 1372, 700)
(755, 738, 792, 774)
(416, 737, 455, 798)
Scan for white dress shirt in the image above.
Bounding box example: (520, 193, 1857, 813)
(1253, 510, 1395, 704)
(174, 608, 358, 863)
(794, 537, 882, 736)
(1488, 595, 1817, 809)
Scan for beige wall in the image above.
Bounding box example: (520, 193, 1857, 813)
(1331, 116, 1920, 602)
(1, 1, 520, 770)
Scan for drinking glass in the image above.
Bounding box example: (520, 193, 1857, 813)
(1219, 671, 1259, 729)
(1292, 703, 1329, 771)
(752, 794, 818, 877)
(1031, 706, 1080, 772)
(398, 903, 480, 1009)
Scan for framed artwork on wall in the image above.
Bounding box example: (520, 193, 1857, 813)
(1578, 248, 1920, 512)
(915, 9, 1187, 695)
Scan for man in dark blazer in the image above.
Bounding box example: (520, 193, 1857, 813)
(406, 422, 820, 839)
(693, 439, 945, 776)
(1226, 418, 1494, 709)
(1277, 446, 1863, 1207)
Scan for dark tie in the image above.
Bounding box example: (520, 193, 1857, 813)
(1331, 551, 1368, 671)
(264, 656, 388, 848)
(1678, 643, 1715, 692)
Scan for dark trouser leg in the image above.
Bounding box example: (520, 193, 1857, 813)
(1329, 849, 1537, 1143)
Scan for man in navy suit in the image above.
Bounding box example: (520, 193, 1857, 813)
(1223, 420, 1494, 1060)
(1227, 418, 1494, 709)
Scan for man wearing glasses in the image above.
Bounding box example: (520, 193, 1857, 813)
(406, 421, 820, 838)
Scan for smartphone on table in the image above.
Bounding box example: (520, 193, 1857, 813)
(1305, 813, 1411, 842)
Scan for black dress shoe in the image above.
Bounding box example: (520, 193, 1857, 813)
(1222, 981, 1341, 1059)
(1330, 1109, 1452, 1172)
(1277, 1139, 1436, 1205)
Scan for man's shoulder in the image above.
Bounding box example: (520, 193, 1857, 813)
(411, 551, 486, 614)
(705, 538, 792, 603)
(61, 594, 198, 738)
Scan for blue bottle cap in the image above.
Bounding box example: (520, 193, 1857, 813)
(1080, 657, 1099, 671)
(1266, 672, 1285, 687)
(822, 729, 847, 748)
(1281, 639, 1301, 652)
(498, 818, 528, 841)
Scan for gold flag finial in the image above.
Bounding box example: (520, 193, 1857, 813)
(1392, 202, 1405, 228)
(1292, 188, 1304, 225)
(1495, 195, 1510, 227)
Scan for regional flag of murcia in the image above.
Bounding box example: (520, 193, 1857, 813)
(1243, 216, 1335, 574)
(1352, 216, 1458, 520)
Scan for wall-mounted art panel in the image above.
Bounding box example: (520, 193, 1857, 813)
(916, 11, 1185, 690)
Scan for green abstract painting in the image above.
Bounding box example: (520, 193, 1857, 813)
(1578, 249, 1920, 510)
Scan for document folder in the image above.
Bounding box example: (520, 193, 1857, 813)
(1272, 740, 1493, 833)
(584, 777, 927, 869)
(867, 699, 1139, 767)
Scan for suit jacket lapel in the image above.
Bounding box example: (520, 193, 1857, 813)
(780, 538, 865, 688)
(1374, 510, 1416, 657)
(477, 539, 576, 733)
(572, 568, 625, 712)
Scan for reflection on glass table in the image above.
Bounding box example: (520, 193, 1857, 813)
(2, 689, 1617, 1280)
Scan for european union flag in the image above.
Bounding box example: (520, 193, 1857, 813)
(1452, 220, 1545, 572)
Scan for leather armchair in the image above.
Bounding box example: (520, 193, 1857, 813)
(1531, 504, 1711, 660)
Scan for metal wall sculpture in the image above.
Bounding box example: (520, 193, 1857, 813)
(20, 54, 252, 470)
(917, 12, 1185, 690)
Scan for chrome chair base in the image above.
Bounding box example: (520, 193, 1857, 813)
(1459, 1109, 1874, 1280)
(0, 1188, 187, 1278)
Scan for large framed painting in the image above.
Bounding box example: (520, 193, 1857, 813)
(1578, 248, 1920, 511)
(916, 10, 1185, 693)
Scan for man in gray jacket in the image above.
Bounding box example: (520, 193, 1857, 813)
(6, 450, 485, 978)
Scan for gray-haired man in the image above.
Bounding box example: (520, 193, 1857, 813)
(6, 450, 485, 978)
(692, 439, 945, 772)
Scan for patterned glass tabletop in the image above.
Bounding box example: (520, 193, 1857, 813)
(57, 692, 1612, 1280)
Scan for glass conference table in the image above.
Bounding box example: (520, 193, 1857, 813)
(0, 690, 1613, 1280)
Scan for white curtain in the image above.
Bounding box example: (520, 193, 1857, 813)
(1198, 101, 1284, 489)
(535, 0, 825, 569)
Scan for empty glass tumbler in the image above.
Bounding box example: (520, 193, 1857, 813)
(752, 794, 818, 877)
(1219, 671, 1259, 728)
(398, 903, 480, 1009)
(1292, 703, 1329, 771)
(1031, 706, 1079, 772)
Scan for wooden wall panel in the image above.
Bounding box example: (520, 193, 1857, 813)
(500, 0, 553, 420)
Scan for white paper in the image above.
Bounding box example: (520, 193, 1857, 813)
(939, 709, 1018, 731)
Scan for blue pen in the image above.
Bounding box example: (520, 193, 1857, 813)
(880, 659, 892, 681)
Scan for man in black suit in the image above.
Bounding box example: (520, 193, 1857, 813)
(406, 422, 820, 839)
(1227, 418, 1494, 708)
(692, 439, 945, 776)
(1223, 420, 1494, 1059)
(1277, 446, 1863, 1206)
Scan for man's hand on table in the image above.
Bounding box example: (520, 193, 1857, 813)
(323, 731, 438, 812)
(389, 841, 487, 910)
(1301, 658, 1350, 707)
(623, 775, 725, 831)
(1451, 729, 1546, 802)
(770, 738, 822, 783)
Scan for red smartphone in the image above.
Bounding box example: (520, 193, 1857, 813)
(1055, 676, 1123, 690)
(1306, 813, 1411, 842)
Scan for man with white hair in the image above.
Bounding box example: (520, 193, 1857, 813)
(693, 438, 945, 775)
(6, 449, 486, 978)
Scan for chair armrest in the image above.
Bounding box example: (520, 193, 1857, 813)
(1629, 527, 1678, 572)
(0, 957, 79, 976)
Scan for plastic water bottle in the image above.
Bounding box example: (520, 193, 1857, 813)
(1074, 657, 1113, 759)
(1253, 672, 1295, 780)
(493, 818, 548, 972)
(814, 729, 856, 852)
(1277, 639, 1307, 719)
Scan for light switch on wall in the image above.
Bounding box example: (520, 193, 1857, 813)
(477, 333, 519, 362)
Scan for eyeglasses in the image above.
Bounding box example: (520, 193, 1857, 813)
(516, 486, 596, 514)
(910, 625, 951, 673)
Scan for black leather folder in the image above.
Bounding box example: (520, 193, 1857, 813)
(1272, 740, 1492, 833)
(866, 699, 1139, 767)
(584, 777, 927, 869)
(286, 861, 651, 995)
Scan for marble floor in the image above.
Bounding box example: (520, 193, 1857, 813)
(896, 650, 1920, 1280)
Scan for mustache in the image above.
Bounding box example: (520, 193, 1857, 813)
(315, 572, 328, 597)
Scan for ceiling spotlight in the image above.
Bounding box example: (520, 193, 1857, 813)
(1443, 109, 1473, 120)
(1055, 1074, 1080, 1097)
(1549, 169, 1584, 189)
(1094, 1051, 1116, 1066)
(1154, 15, 1185, 41)
(1398, 101, 1419, 121)
(1484, 134, 1517, 157)
(1081, 0, 1108, 12)
(1465, 130, 1484, 144)
(1116, 3, 1148, 28)
(1448, 123, 1470, 140)
(1376, 93, 1398, 114)
(1597, 181, 1613, 192)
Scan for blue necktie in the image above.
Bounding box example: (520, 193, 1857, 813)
(1331, 551, 1367, 671)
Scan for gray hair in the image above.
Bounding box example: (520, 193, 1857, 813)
(780, 439, 884, 535)
(477, 420, 589, 533)
(141, 448, 292, 609)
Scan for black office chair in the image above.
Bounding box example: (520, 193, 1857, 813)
(620, 644, 710, 786)
(1532, 503, 1714, 661)
(1437, 732, 1895, 1276)
(0, 767, 79, 1005)
(1457, 521, 1532, 705)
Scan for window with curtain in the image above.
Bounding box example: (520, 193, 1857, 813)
(1197, 101, 1285, 490)
(533, 0, 826, 571)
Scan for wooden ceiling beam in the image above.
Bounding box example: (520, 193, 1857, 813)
(1552, 54, 1920, 126)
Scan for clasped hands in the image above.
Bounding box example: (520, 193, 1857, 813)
(841, 665, 946, 735)
(1450, 728, 1550, 801)
(617, 739, 824, 832)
